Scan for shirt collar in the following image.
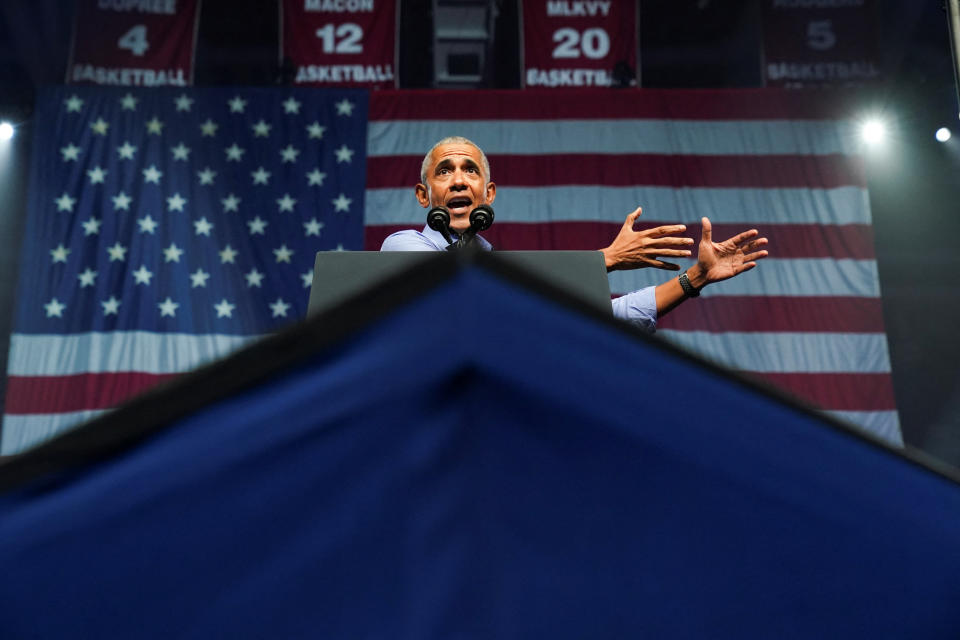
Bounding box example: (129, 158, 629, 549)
(419, 224, 492, 251)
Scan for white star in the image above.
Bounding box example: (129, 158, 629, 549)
(101, 296, 120, 316)
(87, 166, 107, 184)
(228, 96, 247, 113)
(219, 245, 238, 263)
(132, 265, 153, 285)
(56, 193, 76, 212)
(214, 299, 236, 318)
(334, 144, 354, 163)
(107, 242, 128, 262)
(221, 193, 241, 212)
(283, 97, 301, 114)
(163, 243, 184, 263)
(158, 297, 179, 317)
(120, 93, 138, 110)
(200, 119, 218, 137)
(174, 94, 194, 112)
(251, 167, 271, 185)
(77, 267, 97, 287)
(335, 99, 354, 116)
(60, 143, 80, 161)
(304, 218, 324, 236)
(190, 268, 210, 288)
(306, 122, 325, 139)
(194, 217, 214, 236)
(280, 144, 300, 163)
(273, 244, 294, 263)
(332, 193, 352, 212)
(91, 118, 109, 135)
(142, 165, 163, 184)
(167, 193, 187, 212)
(50, 243, 70, 263)
(82, 217, 102, 236)
(276, 193, 297, 212)
(300, 269, 314, 288)
(245, 268, 265, 287)
(171, 142, 191, 161)
(225, 143, 245, 161)
(44, 298, 66, 318)
(112, 191, 132, 211)
(270, 298, 291, 318)
(137, 214, 158, 234)
(247, 216, 268, 235)
(307, 169, 326, 186)
(334, 244, 345, 251)
(64, 95, 83, 112)
(198, 167, 217, 185)
(252, 120, 271, 137)
(117, 141, 137, 159)
(146, 117, 163, 135)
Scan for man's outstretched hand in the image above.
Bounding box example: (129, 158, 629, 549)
(687, 216, 769, 288)
(600, 207, 694, 272)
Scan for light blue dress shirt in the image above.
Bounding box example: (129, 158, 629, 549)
(381, 225, 658, 333)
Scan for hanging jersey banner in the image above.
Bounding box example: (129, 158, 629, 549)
(281, 0, 398, 88)
(762, 0, 881, 87)
(521, 0, 638, 89)
(67, 0, 200, 86)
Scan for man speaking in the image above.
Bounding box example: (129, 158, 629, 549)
(381, 137, 769, 333)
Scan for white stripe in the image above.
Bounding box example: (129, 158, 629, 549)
(2, 410, 107, 456)
(823, 410, 903, 446)
(657, 331, 893, 373)
(368, 120, 860, 156)
(609, 258, 880, 298)
(6, 331, 258, 377)
(365, 185, 871, 226)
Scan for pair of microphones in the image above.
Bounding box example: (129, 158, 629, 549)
(426, 203, 495, 250)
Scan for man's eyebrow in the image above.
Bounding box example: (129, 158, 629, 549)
(434, 157, 480, 173)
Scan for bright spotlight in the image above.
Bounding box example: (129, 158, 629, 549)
(861, 119, 887, 145)
(936, 127, 952, 143)
(0, 122, 13, 141)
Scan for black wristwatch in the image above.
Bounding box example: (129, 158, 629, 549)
(678, 270, 701, 298)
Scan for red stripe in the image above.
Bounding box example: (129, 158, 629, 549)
(5, 372, 178, 414)
(751, 373, 897, 412)
(365, 222, 876, 260)
(370, 89, 864, 121)
(367, 154, 866, 189)
(658, 296, 886, 333)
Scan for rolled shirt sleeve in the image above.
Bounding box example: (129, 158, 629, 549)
(611, 286, 657, 333)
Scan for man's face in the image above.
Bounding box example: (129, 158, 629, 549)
(416, 142, 496, 233)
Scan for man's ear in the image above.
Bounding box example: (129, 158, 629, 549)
(415, 183, 429, 208)
(485, 182, 496, 205)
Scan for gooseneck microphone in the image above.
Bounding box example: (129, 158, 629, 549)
(426, 206, 455, 248)
(459, 204, 495, 249)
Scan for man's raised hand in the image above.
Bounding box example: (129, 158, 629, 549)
(600, 207, 695, 272)
(693, 216, 769, 285)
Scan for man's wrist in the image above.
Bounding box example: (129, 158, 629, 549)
(685, 264, 708, 289)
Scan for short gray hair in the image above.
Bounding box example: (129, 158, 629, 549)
(420, 136, 491, 184)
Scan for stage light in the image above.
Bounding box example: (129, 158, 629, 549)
(0, 122, 13, 141)
(936, 127, 952, 142)
(860, 118, 886, 145)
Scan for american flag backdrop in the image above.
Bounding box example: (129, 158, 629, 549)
(2, 87, 368, 454)
(3, 87, 901, 452)
(363, 90, 901, 445)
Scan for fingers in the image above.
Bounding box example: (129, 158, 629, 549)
(726, 229, 760, 246)
(701, 217, 712, 244)
(643, 224, 688, 238)
(647, 260, 681, 271)
(625, 206, 643, 226)
(743, 250, 769, 263)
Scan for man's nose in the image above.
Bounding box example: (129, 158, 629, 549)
(450, 171, 467, 190)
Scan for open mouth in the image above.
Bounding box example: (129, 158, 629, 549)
(446, 197, 472, 213)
